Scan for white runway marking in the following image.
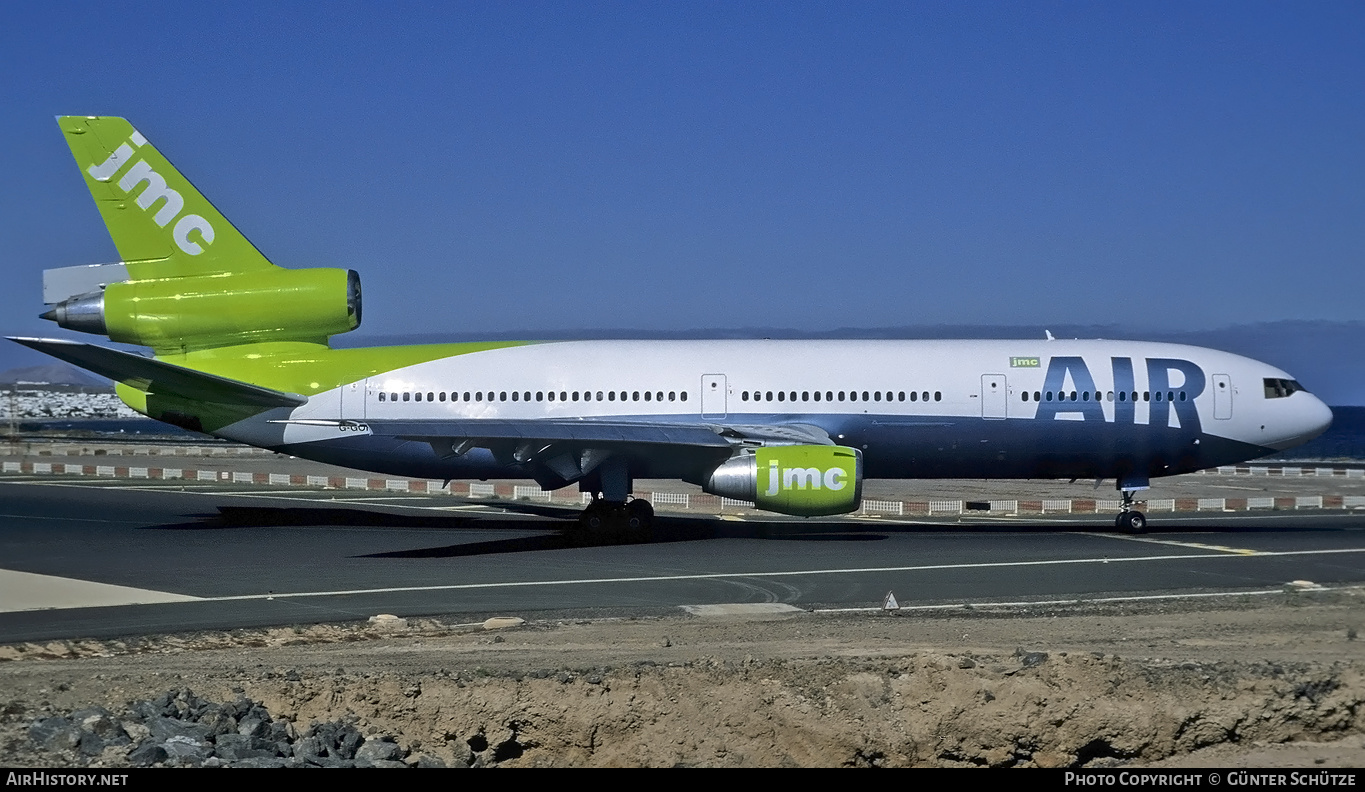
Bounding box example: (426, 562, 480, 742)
(0, 568, 201, 612)
(201, 545, 1365, 603)
(814, 586, 1334, 613)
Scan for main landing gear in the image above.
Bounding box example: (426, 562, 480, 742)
(1115, 489, 1147, 534)
(574, 496, 654, 543)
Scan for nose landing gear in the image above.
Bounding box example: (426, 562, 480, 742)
(1115, 488, 1146, 534)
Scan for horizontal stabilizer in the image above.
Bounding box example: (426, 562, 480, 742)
(7, 337, 306, 408)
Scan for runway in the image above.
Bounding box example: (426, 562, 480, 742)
(2, 477, 1364, 644)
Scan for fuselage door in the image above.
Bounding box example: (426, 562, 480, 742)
(982, 374, 1007, 420)
(340, 379, 367, 420)
(701, 374, 727, 419)
(1213, 374, 1232, 420)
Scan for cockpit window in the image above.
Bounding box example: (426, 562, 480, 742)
(1264, 378, 1306, 399)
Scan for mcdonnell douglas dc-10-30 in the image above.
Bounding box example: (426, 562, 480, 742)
(14, 116, 1334, 535)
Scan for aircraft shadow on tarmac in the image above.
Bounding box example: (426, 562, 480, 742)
(129, 502, 1345, 559)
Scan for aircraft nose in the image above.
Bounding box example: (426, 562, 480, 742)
(1306, 395, 1334, 440)
(1267, 394, 1333, 451)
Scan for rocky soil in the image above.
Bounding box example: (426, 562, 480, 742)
(3, 592, 1365, 767)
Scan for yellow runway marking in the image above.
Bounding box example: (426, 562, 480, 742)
(1085, 533, 1261, 555)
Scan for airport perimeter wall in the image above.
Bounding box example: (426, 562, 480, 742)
(4, 456, 1365, 518)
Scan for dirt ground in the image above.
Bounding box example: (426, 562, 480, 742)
(3, 590, 1365, 767)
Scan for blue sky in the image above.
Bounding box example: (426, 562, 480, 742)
(3, 2, 1362, 361)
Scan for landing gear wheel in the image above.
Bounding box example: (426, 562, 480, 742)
(625, 499, 654, 532)
(578, 500, 609, 532)
(1116, 510, 1147, 534)
(572, 500, 651, 544)
(1116, 486, 1146, 534)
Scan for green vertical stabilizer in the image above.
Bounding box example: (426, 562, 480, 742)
(58, 115, 276, 280)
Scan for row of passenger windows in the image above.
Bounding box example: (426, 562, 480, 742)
(378, 390, 688, 404)
(1021, 391, 1187, 403)
(741, 390, 941, 403)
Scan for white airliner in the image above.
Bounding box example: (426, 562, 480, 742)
(15, 116, 1335, 535)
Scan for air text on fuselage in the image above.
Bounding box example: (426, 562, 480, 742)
(1033, 357, 1205, 431)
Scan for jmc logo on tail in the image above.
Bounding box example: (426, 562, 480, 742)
(86, 132, 215, 256)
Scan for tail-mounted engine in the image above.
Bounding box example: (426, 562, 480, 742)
(704, 445, 863, 516)
(41, 264, 361, 350)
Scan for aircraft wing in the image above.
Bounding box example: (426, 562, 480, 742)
(370, 418, 833, 451)
(374, 418, 733, 448)
(7, 337, 307, 408)
(709, 423, 835, 446)
(365, 418, 834, 487)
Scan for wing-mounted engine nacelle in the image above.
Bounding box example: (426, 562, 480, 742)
(42, 266, 362, 348)
(704, 445, 863, 517)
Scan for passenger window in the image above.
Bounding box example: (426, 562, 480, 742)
(934, 392, 941, 401)
(910, 391, 918, 402)
(439, 392, 446, 402)
(1033, 391, 1040, 401)
(379, 392, 386, 402)
(511, 392, 519, 401)
(669, 392, 676, 401)
(403, 392, 410, 402)
(826, 392, 834, 401)
(537, 392, 544, 401)
(813, 391, 822, 402)
(777, 392, 785, 402)
(633, 391, 640, 401)
(1021, 392, 1029, 402)
(898, 392, 905, 401)
(644, 391, 652, 402)
(802, 391, 809, 402)
(680, 392, 687, 401)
